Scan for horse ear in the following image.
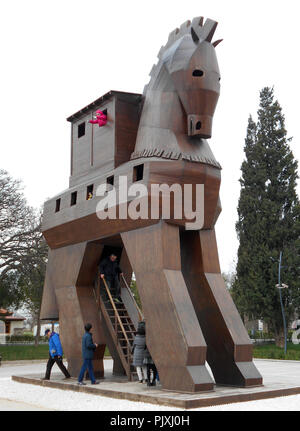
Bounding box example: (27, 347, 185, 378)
(191, 17, 218, 44)
(212, 39, 223, 48)
(203, 19, 218, 42)
(191, 16, 203, 42)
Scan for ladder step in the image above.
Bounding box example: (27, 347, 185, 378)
(105, 308, 126, 312)
(110, 325, 133, 330)
(117, 330, 136, 333)
(112, 324, 135, 329)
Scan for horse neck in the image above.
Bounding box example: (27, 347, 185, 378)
(139, 66, 185, 136)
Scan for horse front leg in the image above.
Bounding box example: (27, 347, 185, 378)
(180, 229, 263, 387)
(121, 220, 214, 393)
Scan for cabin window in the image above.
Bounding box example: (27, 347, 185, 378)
(55, 198, 61, 212)
(78, 122, 85, 138)
(133, 164, 144, 182)
(196, 121, 202, 130)
(107, 175, 114, 186)
(86, 184, 94, 200)
(192, 69, 204, 77)
(71, 191, 77, 206)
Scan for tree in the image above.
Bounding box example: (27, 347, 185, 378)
(233, 87, 300, 347)
(0, 169, 38, 291)
(222, 269, 236, 291)
(0, 169, 48, 344)
(130, 279, 142, 310)
(17, 228, 48, 345)
(0, 271, 23, 309)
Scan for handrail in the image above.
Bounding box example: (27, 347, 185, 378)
(102, 276, 131, 351)
(94, 277, 100, 307)
(121, 274, 144, 321)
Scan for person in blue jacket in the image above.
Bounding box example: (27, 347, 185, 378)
(43, 329, 71, 380)
(78, 323, 100, 385)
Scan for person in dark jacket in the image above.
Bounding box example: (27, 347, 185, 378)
(132, 322, 147, 383)
(78, 323, 100, 385)
(43, 329, 71, 380)
(99, 254, 123, 302)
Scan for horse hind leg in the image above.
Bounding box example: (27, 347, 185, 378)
(41, 242, 106, 377)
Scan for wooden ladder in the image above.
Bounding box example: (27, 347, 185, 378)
(94, 275, 142, 381)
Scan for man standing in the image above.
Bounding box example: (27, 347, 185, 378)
(43, 329, 71, 380)
(99, 253, 123, 302)
(78, 323, 100, 385)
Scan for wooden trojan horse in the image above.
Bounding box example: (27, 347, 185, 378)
(40, 17, 263, 392)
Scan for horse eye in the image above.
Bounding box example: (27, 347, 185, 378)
(192, 69, 204, 77)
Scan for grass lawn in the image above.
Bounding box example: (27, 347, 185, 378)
(253, 342, 300, 360)
(3, 342, 299, 362)
(0, 344, 49, 361)
(0, 345, 111, 361)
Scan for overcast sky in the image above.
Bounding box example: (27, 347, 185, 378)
(1, 0, 299, 273)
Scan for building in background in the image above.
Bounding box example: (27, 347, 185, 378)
(0, 308, 26, 335)
(33, 322, 59, 336)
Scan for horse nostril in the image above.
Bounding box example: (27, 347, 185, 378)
(196, 121, 202, 130)
(192, 69, 204, 77)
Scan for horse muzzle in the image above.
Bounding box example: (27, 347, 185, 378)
(188, 114, 213, 138)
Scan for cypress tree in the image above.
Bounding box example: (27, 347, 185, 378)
(233, 87, 300, 347)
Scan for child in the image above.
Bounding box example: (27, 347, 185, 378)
(143, 346, 157, 386)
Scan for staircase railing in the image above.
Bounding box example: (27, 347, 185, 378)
(102, 277, 131, 345)
(101, 276, 132, 374)
(93, 273, 142, 381)
(121, 274, 144, 322)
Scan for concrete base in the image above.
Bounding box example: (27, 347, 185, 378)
(11, 359, 300, 409)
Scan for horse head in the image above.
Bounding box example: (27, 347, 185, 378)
(160, 17, 222, 139)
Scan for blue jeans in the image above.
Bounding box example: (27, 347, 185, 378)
(78, 359, 96, 383)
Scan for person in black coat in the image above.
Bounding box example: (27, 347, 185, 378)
(99, 254, 123, 302)
(132, 322, 147, 383)
(77, 323, 100, 385)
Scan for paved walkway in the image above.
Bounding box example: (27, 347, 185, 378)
(2, 359, 300, 410)
(0, 397, 54, 411)
(6, 358, 300, 409)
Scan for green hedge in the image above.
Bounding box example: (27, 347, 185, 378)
(0, 345, 111, 361)
(248, 330, 294, 342)
(253, 343, 300, 360)
(248, 330, 274, 339)
(2, 334, 45, 343)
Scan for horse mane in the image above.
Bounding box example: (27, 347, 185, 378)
(143, 17, 222, 96)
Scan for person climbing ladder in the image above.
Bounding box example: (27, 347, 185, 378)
(99, 253, 123, 303)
